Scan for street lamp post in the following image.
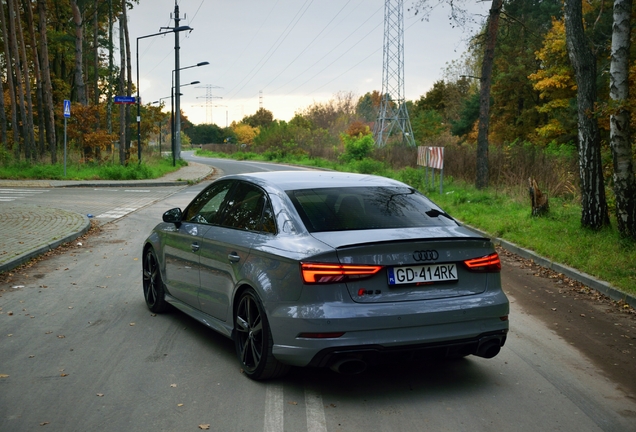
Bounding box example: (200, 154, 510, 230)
(170, 80, 200, 166)
(136, 25, 191, 165)
(171, 61, 209, 162)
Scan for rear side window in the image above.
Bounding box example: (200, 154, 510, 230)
(287, 187, 456, 232)
(220, 182, 276, 233)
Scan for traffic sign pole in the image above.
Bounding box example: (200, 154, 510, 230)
(63, 100, 70, 177)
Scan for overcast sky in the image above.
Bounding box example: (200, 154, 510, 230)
(127, 0, 489, 126)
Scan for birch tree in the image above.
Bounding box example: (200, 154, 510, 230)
(564, 0, 610, 230)
(609, 0, 636, 239)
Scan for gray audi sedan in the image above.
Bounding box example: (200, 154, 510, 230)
(142, 171, 509, 380)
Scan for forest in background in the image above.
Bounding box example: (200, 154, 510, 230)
(1, 0, 635, 239)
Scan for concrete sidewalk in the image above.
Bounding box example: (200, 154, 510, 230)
(0, 162, 213, 273)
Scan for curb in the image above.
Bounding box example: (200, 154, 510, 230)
(463, 224, 636, 309)
(0, 214, 91, 274)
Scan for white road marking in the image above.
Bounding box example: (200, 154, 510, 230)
(0, 189, 49, 202)
(124, 190, 150, 193)
(305, 387, 327, 432)
(96, 207, 138, 219)
(264, 384, 284, 432)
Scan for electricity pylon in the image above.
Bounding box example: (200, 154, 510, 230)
(196, 84, 222, 124)
(373, 0, 415, 147)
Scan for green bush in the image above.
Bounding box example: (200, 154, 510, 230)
(340, 133, 375, 162)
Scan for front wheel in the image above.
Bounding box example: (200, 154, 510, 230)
(142, 247, 168, 313)
(234, 289, 289, 380)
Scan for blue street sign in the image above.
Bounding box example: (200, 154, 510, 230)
(63, 100, 71, 118)
(114, 96, 137, 104)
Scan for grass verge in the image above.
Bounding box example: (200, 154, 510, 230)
(0, 156, 186, 181)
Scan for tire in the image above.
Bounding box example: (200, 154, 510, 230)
(234, 288, 289, 380)
(142, 247, 169, 313)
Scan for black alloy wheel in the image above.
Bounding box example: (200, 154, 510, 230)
(234, 289, 289, 380)
(142, 247, 168, 313)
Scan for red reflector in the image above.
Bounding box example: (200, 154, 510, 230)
(500, 315, 509, 322)
(463, 253, 501, 273)
(301, 263, 383, 284)
(298, 332, 345, 339)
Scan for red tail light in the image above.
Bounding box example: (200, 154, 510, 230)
(301, 263, 383, 284)
(463, 253, 501, 273)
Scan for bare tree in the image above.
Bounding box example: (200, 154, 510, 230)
(609, 0, 636, 239)
(37, 0, 57, 162)
(564, 0, 610, 229)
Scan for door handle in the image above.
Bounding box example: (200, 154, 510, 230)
(191, 242, 200, 252)
(228, 252, 240, 263)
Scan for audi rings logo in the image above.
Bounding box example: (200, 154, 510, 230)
(412, 250, 439, 262)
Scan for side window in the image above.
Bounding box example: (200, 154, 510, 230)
(183, 181, 234, 224)
(221, 182, 276, 233)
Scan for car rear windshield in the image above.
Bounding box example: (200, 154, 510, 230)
(287, 186, 457, 232)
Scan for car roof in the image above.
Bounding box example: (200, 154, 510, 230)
(224, 171, 409, 191)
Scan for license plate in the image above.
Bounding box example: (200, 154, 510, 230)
(387, 263, 458, 285)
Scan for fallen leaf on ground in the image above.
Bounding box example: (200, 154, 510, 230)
(288, 401, 298, 405)
(97, 393, 104, 397)
(60, 373, 68, 377)
(40, 421, 49, 426)
(57, 335, 65, 339)
(129, 323, 135, 326)
(170, 383, 177, 388)
(177, 403, 184, 407)
(198, 425, 210, 430)
(0, 374, 9, 378)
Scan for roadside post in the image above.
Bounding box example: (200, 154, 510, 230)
(63, 100, 70, 177)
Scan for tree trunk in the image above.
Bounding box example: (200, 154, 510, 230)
(70, 0, 87, 105)
(22, 0, 46, 158)
(37, 0, 57, 163)
(0, 6, 7, 150)
(0, 1, 19, 151)
(609, 0, 636, 240)
(6, 0, 29, 159)
(564, 0, 610, 230)
(475, 0, 503, 190)
(93, 2, 99, 107)
(13, 0, 37, 160)
(119, 13, 126, 165)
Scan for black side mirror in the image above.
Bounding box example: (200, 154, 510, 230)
(163, 208, 183, 224)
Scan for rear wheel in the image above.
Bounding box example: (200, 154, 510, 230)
(142, 247, 168, 313)
(234, 289, 289, 380)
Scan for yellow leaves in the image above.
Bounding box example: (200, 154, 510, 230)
(231, 123, 259, 145)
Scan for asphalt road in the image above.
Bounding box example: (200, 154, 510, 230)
(1, 157, 635, 431)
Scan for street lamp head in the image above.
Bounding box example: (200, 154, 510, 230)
(190, 81, 201, 85)
(174, 25, 192, 32)
(197, 62, 210, 67)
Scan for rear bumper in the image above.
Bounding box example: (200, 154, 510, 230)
(305, 330, 507, 368)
